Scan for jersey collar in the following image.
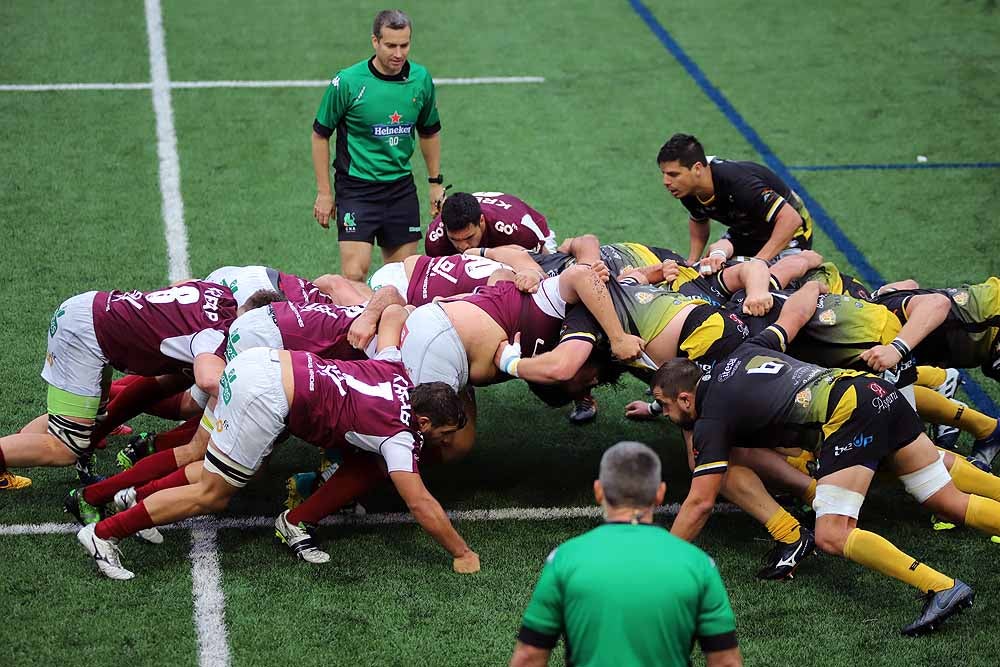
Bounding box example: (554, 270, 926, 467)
(368, 56, 410, 82)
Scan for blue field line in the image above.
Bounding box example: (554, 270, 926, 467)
(789, 162, 1000, 172)
(628, 0, 1000, 417)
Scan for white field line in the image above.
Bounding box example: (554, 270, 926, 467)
(145, 0, 190, 282)
(0, 502, 739, 536)
(190, 526, 231, 667)
(0, 76, 544, 93)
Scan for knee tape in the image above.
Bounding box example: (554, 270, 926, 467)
(812, 484, 866, 519)
(899, 452, 951, 503)
(47, 413, 95, 457)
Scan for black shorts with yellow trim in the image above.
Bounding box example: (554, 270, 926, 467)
(815, 376, 924, 477)
(678, 304, 750, 363)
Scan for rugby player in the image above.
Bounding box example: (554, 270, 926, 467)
(652, 336, 1000, 634)
(77, 312, 477, 578)
(425, 191, 556, 257)
(657, 133, 813, 272)
(0, 283, 281, 489)
(868, 278, 1000, 467)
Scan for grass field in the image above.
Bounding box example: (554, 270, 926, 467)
(3, 1, 1000, 665)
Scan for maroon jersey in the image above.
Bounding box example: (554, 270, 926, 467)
(424, 191, 552, 256)
(450, 277, 565, 357)
(278, 271, 334, 305)
(287, 348, 422, 473)
(92, 281, 236, 376)
(273, 301, 367, 360)
(406, 254, 508, 306)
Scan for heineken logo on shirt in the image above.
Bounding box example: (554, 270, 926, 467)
(372, 110, 413, 137)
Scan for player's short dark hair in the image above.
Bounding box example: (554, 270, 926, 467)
(651, 357, 703, 398)
(440, 192, 483, 231)
(599, 441, 662, 508)
(373, 9, 411, 39)
(241, 289, 287, 312)
(411, 382, 466, 428)
(656, 133, 707, 169)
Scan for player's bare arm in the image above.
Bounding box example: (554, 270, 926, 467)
(671, 472, 723, 541)
(860, 292, 952, 372)
(560, 265, 644, 361)
(754, 205, 802, 262)
(687, 218, 711, 265)
(347, 285, 406, 349)
(389, 470, 479, 572)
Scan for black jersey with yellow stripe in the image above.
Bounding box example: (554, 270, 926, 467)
(690, 332, 868, 478)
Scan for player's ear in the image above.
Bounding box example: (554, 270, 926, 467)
(371, 34, 379, 49)
(416, 415, 431, 431)
(593, 480, 604, 505)
(655, 481, 666, 505)
(478, 214, 486, 228)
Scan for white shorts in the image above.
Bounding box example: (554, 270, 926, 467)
(225, 306, 283, 361)
(203, 347, 288, 488)
(367, 262, 410, 303)
(40, 291, 109, 398)
(400, 303, 469, 391)
(203, 265, 278, 307)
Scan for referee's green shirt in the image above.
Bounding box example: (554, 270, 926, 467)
(314, 57, 440, 183)
(519, 522, 737, 667)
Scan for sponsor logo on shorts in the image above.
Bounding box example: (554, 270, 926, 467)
(834, 433, 873, 457)
(49, 307, 65, 336)
(868, 381, 886, 398)
(872, 390, 899, 413)
(951, 289, 969, 306)
(46, 352, 55, 366)
(225, 331, 241, 362)
(818, 309, 836, 325)
(408, 226, 421, 233)
(220, 368, 237, 405)
(215, 419, 228, 433)
(795, 388, 812, 408)
(636, 291, 654, 304)
(343, 212, 357, 231)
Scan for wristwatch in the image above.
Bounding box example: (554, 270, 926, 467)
(428, 175, 444, 184)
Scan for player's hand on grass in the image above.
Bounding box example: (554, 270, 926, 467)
(610, 334, 645, 362)
(860, 344, 902, 372)
(453, 550, 480, 574)
(314, 192, 334, 228)
(625, 400, 659, 420)
(742, 291, 774, 316)
(514, 270, 541, 294)
(347, 313, 378, 350)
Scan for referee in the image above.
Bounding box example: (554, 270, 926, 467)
(510, 441, 741, 667)
(311, 9, 444, 282)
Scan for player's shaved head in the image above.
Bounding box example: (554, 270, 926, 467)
(440, 192, 483, 231)
(651, 357, 702, 399)
(599, 441, 662, 508)
(373, 9, 411, 39)
(411, 382, 466, 427)
(657, 133, 707, 169)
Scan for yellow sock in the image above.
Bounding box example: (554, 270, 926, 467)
(803, 479, 817, 505)
(965, 495, 1000, 535)
(916, 366, 947, 388)
(948, 455, 1000, 502)
(914, 386, 998, 439)
(844, 529, 954, 593)
(764, 508, 801, 544)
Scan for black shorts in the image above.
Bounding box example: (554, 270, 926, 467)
(334, 174, 421, 248)
(816, 377, 924, 477)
